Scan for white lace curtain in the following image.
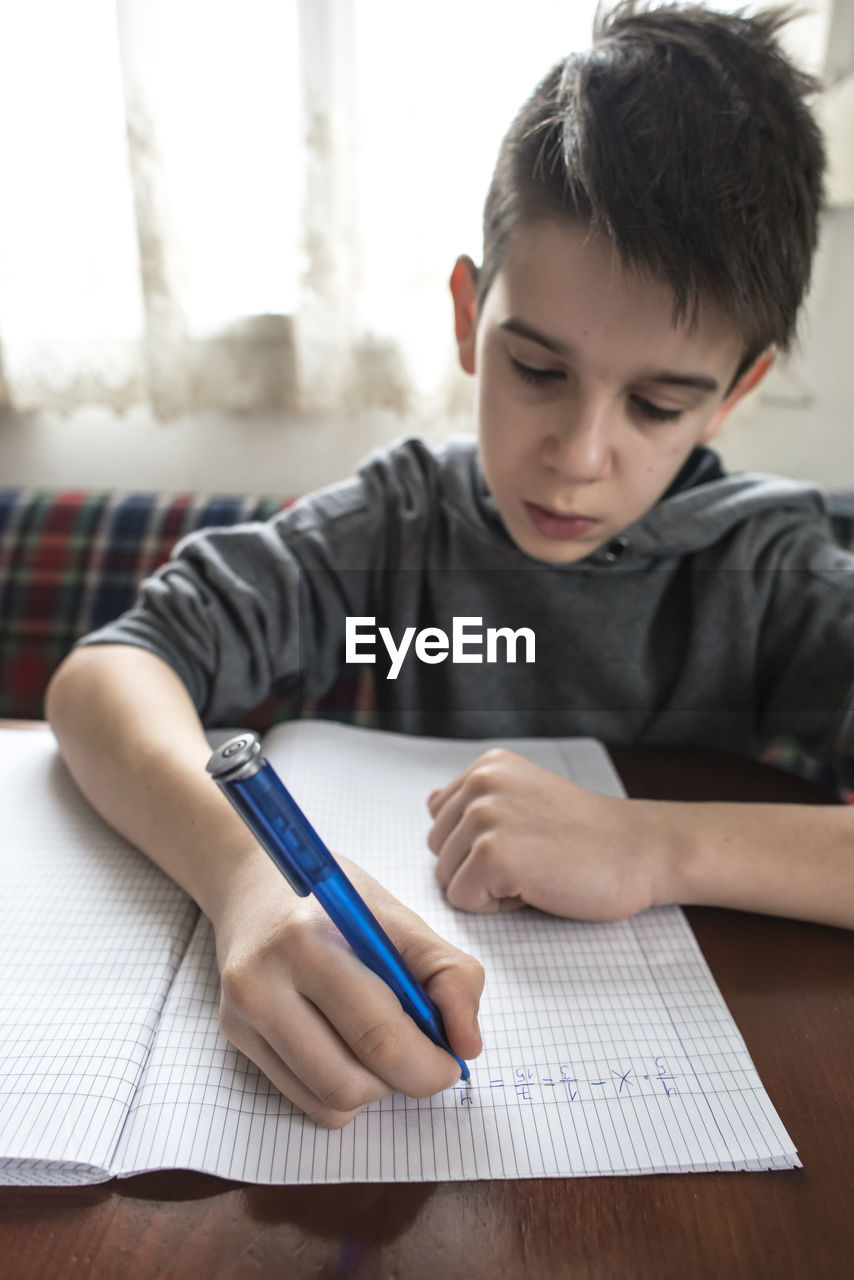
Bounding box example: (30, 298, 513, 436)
(0, 0, 831, 424)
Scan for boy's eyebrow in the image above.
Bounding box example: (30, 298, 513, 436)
(499, 317, 721, 393)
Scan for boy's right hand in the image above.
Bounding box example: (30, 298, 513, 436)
(211, 848, 484, 1129)
(46, 646, 483, 1130)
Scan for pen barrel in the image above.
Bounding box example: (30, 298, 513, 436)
(213, 756, 336, 898)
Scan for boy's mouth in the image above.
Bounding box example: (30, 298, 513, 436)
(523, 501, 599, 541)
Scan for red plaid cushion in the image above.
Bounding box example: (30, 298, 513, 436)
(0, 488, 373, 726)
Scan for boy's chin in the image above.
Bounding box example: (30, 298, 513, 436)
(508, 527, 600, 566)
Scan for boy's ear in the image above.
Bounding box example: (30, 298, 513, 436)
(450, 255, 479, 375)
(699, 349, 775, 443)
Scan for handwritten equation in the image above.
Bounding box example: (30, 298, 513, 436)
(453, 1056, 678, 1107)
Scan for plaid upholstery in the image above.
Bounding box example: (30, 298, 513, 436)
(1, 486, 852, 787)
(0, 487, 375, 727)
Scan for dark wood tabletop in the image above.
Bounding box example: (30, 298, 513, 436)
(2, 730, 853, 1280)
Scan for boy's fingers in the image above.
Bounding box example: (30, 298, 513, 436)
(222, 990, 390, 1128)
(240, 952, 462, 1117)
(442, 850, 522, 915)
(426, 769, 465, 822)
(244, 1032, 381, 1130)
(284, 906, 473, 1095)
(426, 783, 471, 855)
(423, 954, 485, 1061)
(427, 750, 514, 847)
(432, 806, 484, 889)
(389, 922, 484, 1061)
(299, 942, 468, 1096)
(370, 905, 485, 1063)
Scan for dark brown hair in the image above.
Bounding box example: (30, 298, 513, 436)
(480, 2, 826, 364)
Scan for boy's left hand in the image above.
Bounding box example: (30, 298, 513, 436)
(427, 749, 661, 921)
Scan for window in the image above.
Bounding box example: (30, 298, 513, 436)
(0, 0, 834, 427)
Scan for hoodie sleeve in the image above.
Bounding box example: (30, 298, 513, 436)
(753, 514, 854, 782)
(75, 440, 444, 725)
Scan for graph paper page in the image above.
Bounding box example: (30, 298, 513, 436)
(0, 729, 198, 1185)
(115, 721, 799, 1181)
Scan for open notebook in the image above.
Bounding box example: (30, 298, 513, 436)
(0, 722, 798, 1185)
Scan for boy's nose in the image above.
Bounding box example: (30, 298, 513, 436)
(543, 403, 613, 482)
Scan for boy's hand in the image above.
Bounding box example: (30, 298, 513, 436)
(427, 749, 661, 921)
(46, 647, 484, 1130)
(212, 851, 484, 1129)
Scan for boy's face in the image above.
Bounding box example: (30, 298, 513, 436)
(451, 220, 770, 565)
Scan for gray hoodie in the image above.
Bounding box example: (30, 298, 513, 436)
(81, 437, 854, 772)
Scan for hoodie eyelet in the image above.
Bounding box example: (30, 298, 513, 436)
(604, 536, 630, 563)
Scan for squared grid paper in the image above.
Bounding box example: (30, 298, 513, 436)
(114, 722, 796, 1183)
(0, 730, 198, 1185)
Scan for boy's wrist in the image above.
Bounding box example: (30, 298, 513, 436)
(638, 800, 699, 911)
(197, 831, 285, 935)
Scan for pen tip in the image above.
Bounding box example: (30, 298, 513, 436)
(458, 1058, 470, 1082)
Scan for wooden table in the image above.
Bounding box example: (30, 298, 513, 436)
(3, 729, 853, 1280)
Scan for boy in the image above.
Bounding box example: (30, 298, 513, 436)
(46, 3, 854, 1131)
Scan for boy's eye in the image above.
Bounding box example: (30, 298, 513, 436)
(509, 356, 564, 386)
(631, 395, 684, 423)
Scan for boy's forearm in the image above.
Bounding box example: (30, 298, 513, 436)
(45, 645, 267, 925)
(652, 796, 854, 930)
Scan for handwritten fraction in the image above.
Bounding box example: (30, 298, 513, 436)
(453, 1056, 678, 1106)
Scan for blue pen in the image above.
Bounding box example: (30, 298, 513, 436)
(206, 733, 469, 1082)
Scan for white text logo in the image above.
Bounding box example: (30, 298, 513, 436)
(345, 616, 536, 680)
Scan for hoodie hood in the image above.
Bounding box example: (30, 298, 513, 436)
(599, 446, 828, 565)
(463, 445, 829, 570)
(468, 443, 829, 571)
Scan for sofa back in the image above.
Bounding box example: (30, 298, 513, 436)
(0, 489, 291, 722)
